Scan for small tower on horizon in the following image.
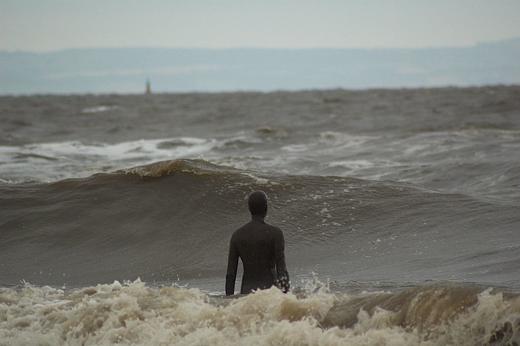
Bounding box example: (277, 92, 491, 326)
(145, 78, 152, 95)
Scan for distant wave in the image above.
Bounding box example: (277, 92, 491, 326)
(116, 159, 240, 178)
(1, 159, 518, 289)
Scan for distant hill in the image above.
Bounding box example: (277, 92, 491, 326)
(1, 38, 519, 94)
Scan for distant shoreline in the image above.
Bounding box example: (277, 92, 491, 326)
(1, 39, 519, 94)
(1, 84, 519, 98)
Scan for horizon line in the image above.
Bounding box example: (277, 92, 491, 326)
(1, 83, 519, 98)
(2, 36, 519, 54)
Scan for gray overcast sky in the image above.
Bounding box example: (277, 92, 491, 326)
(1, 0, 520, 51)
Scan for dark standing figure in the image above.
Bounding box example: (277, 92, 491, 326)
(226, 191, 290, 295)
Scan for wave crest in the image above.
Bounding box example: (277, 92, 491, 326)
(115, 159, 237, 178)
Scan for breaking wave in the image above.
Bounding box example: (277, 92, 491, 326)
(1, 280, 519, 345)
(1, 159, 519, 289)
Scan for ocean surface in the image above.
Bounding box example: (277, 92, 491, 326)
(1, 86, 520, 345)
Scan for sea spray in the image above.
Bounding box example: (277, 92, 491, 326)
(1, 280, 520, 345)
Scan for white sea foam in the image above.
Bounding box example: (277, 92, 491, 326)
(282, 144, 309, 153)
(1, 280, 519, 346)
(240, 172, 271, 185)
(318, 131, 375, 147)
(328, 160, 376, 170)
(0, 137, 218, 182)
(81, 105, 118, 114)
(22, 137, 213, 159)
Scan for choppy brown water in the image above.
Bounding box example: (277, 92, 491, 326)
(1, 86, 520, 344)
(1, 158, 519, 288)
